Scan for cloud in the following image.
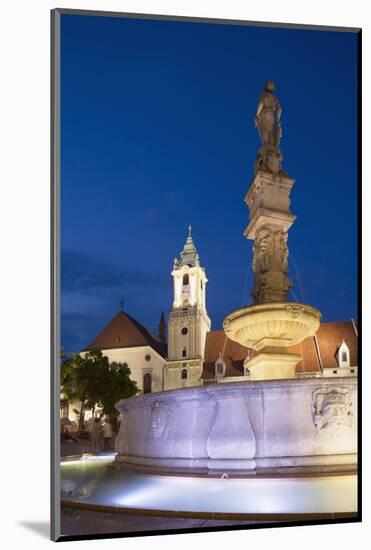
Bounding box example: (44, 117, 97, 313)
(61, 250, 171, 354)
(61, 249, 167, 295)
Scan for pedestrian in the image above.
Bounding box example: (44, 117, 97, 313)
(101, 418, 114, 451)
(89, 417, 102, 453)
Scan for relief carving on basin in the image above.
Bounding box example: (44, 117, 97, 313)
(223, 302, 321, 351)
(115, 377, 357, 473)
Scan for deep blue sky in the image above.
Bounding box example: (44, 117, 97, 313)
(61, 14, 358, 355)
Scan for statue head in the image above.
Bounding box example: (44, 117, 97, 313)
(264, 80, 275, 93)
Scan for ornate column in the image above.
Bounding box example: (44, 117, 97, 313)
(244, 171, 296, 304)
(223, 81, 321, 381)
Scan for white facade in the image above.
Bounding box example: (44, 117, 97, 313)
(164, 227, 211, 390)
(96, 346, 166, 393)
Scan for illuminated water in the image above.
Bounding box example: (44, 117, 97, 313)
(61, 454, 357, 515)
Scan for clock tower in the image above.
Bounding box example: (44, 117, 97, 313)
(164, 226, 211, 389)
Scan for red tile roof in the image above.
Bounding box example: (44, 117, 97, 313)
(84, 310, 167, 358)
(202, 320, 358, 379)
(84, 311, 357, 378)
(315, 321, 358, 370)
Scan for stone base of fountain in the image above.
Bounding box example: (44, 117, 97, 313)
(114, 377, 357, 475)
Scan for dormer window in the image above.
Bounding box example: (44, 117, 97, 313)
(215, 353, 226, 379)
(337, 340, 350, 368)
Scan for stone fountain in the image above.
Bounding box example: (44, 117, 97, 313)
(111, 82, 356, 476)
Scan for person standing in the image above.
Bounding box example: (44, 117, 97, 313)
(101, 419, 114, 451)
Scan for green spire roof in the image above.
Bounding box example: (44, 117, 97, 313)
(175, 225, 200, 268)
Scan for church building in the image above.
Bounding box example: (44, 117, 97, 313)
(82, 227, 358, 396)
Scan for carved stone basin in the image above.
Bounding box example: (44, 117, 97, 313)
(223, 302, 321, 351)
(114, 377, 357, 474)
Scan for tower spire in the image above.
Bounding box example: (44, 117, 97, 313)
(175, 225, 199, 268)
(158, 311, 166, 342)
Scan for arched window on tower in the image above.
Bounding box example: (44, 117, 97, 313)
(182, 346, 187, 358)
(143, 372, 152, 394)
(183, 274, 189, 286)
(181, 369, 188, 380)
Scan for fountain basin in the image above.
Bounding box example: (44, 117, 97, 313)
(60, 454, 357, 518)
(114, 377, 357, 473)
(60, 377, 357, 520)
(223, 302, 321, 351)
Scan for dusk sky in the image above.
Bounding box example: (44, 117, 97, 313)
(61, 14, 358, 355)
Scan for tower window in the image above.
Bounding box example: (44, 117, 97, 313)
(181, 369, 188, 380)
(200, 280, 203, 290)
(182, 347, 187, 358)
(181, 327, 188, 335)
(183, 274, 189, 286)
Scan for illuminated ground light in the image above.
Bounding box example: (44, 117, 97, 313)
(61, 454, 357, 516)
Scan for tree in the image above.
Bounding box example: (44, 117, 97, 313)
(99, 360, 138, 418)
(60, 350, 138, 433)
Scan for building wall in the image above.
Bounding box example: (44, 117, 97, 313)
(167, 259, 211, 391)
(95, 346, 166, 393)
(164, 358, 203, 390)
(323, 366, 357, 378)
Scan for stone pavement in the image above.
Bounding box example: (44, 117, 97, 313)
(59, 441, 280, 538)
(60, 438, 114, 457)
(60, 507, 271, 538)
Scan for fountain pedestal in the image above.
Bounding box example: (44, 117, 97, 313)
(244, 352, 300, 380)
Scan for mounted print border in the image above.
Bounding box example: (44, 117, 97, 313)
(51, 8, 361, 542)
